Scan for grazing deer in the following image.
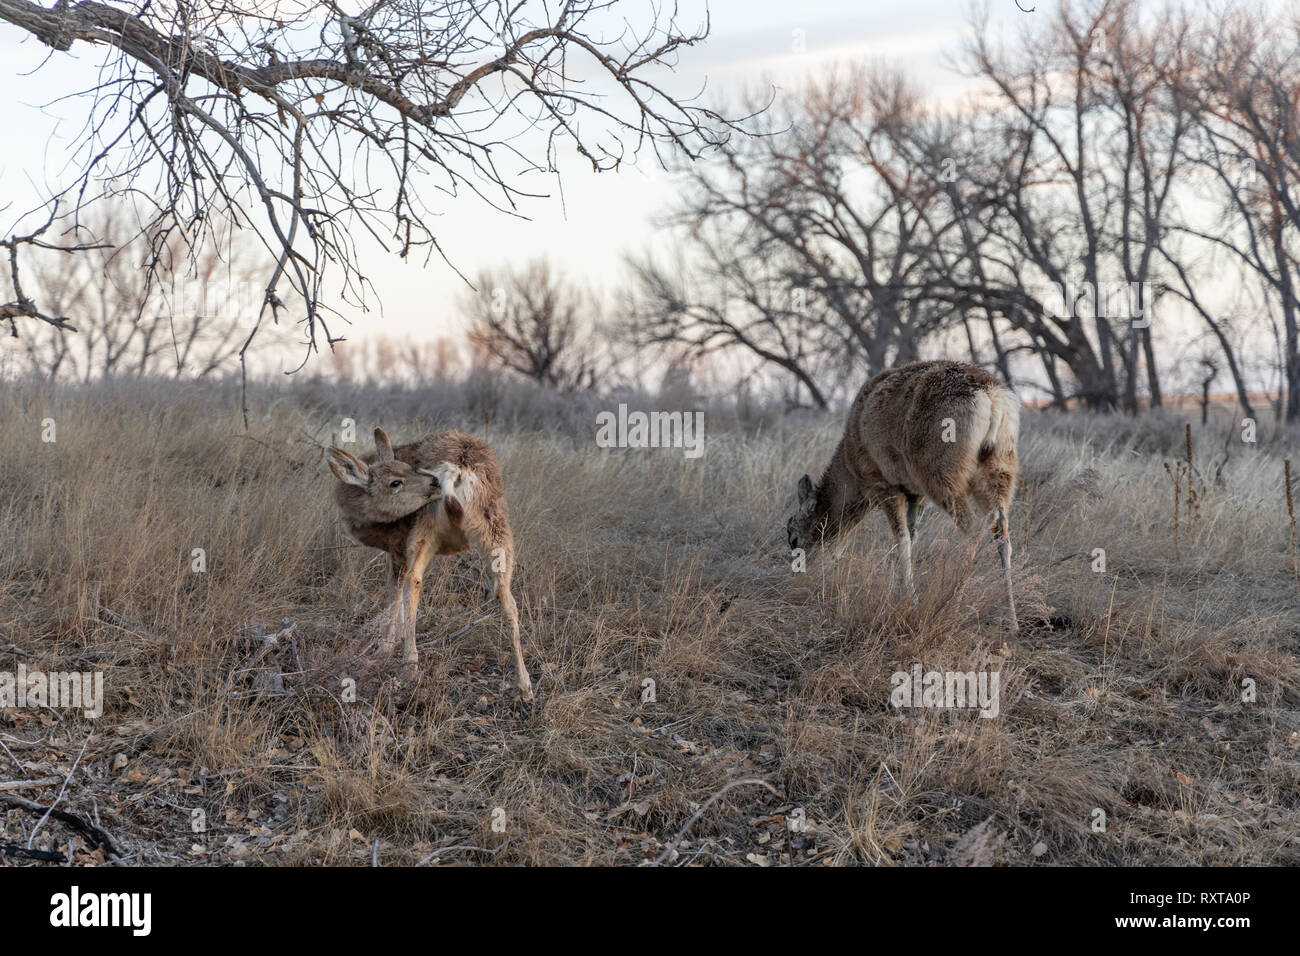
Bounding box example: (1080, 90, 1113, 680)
(785, 360, 1020, 631)
(327, 427, 532, 697)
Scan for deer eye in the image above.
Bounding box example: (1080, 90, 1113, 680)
(389, 479, 403, 489)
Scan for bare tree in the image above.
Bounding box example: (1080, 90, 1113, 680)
(951, 0, 1193, 411)
(0, 0, 745, 402)
(327, 334, 463, 384)
(1172, 5, 1300, 421)
(4, 206, 275, 380)
(631, 8, 1198, 412)
(466, 259, 603, 389)
(629, 66, 959, 408)
(625, 236, 849, 410)
(623, 0, 1288, 417)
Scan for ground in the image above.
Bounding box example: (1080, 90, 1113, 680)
(1, 377, 1297, 865)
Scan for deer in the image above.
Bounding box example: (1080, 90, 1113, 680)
(785, 360, 1021, 632)
(326, 427, 532, 698)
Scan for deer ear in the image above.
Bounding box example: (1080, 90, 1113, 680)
(373, 427, 394, 463)
(797, 474, 814, 504)
(328, 446, 369, 487)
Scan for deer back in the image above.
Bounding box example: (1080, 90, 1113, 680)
(348, 429, 511, 555)
(844, 360, 1017, 498)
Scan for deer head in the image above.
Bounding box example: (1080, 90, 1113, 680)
(327, 427, 441, 523)
(785, 473, 824, 553)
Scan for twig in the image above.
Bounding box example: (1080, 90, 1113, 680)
(443, 614, 493, 641)
(98, 606, 162, 643)
(1286, 460, 1298, 590)
(28, 733, 90, 848)
(795, 846, 839, 867)
(0, 736, 27, 772)
(227, 620, 297, 693)
(652, 778, 781, 866)
(1163, 460, 1181, 560)
(0, 776, 62, 792)
(197, 764, 319, 777)
(1051, 551, 1090, 566)
(418, 614, 492, 649)
(285, 632, 304, 675)
(415, 837, 516, 866)
(0, 792, 122, 859)
(416, 844, 486, 865)
(1185, 424, 1201, 526)
(0, 843, 64, 862)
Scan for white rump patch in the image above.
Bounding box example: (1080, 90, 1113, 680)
(428, 462, 480, 504)
(984, 388, 1021, 453)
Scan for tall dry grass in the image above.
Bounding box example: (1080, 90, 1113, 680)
(1, 377, 1297, 865)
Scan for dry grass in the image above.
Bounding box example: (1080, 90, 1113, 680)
(1, 377, 1298, 866)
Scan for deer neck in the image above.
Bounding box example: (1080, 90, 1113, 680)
(812, 441, 865, 542)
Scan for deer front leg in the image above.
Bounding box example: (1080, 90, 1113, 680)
(905, 493, 922, 541)
(400, 537, 437, 666)
(372, 551, 405, 657)
(882, 493, 913, 594)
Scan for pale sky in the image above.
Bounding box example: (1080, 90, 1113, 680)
(0, 1, 1013, 372)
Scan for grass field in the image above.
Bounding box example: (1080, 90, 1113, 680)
(1, 376, 1298, 865)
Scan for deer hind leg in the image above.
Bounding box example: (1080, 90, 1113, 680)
(498, 567, 532, 700)
(973, 466, 1018, 634)
(479, 540, 532, 699)
(995, 505, 1018, 633)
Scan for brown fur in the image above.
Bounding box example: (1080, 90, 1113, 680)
(328, 440, 439, 526)
(329, 427, 532, 697)
(787, 360, 1021, 630)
